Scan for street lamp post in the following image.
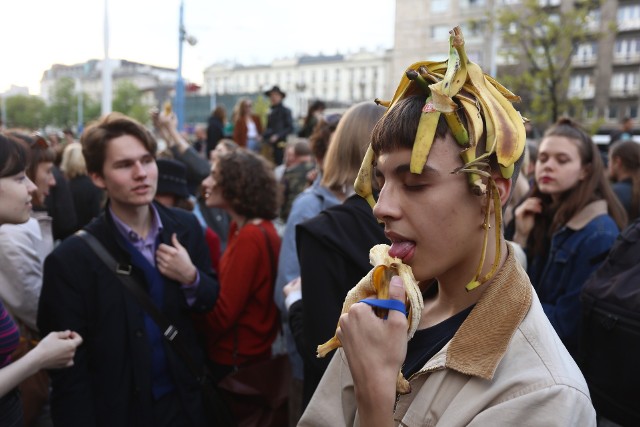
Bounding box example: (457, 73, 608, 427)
(76, 78, 84, 134)
(176, 0, 197, 131)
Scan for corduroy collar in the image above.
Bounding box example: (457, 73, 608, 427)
(444, 244, 533, 380)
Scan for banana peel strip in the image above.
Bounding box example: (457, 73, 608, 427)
(317, 244, 423, 394)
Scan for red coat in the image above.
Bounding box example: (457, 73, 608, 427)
(233, 115, 263, 148)
(202, 220, 280, 365)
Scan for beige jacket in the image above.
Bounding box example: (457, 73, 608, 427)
(300, 246, 596, 426)
(0, 212, 54, 332)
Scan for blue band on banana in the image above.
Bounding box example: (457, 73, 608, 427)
(358, 298, 408, 318)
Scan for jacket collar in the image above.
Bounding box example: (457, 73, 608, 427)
(565, 200, 608, 231)
(441, 244, 533, 380)
(87, 200, 181, 257)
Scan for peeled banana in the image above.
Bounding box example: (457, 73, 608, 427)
(317, 244, 423, 394)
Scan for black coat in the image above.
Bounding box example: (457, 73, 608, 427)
(206, 116, 224, 156)
(263, 103, 293, 143)
(45, 165, 78, 240)
(68, 175, 104, 230)
(38, 202, 219, 427)
(295, 194, 388, 407)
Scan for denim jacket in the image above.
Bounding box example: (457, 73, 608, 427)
(528, 200, 619, 356)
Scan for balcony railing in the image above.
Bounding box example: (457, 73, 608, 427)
(567, 86, 595, 99)
(618, 19, 640, 31)
(571, 56, 598, 67)
(609, 86, 640, 98)
(613, 53, 640, 65)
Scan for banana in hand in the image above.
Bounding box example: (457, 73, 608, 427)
(317, 244, 423, 394)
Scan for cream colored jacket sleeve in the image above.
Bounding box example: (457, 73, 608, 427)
(0, 221, 43, 331)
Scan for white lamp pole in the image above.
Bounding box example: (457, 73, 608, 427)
(102, 0, 112, 115)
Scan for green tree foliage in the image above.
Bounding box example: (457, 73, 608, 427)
(46, 77, 76, 128)
(46, 77, 100, 129)
(112, 80, 150, 124)
(496, 0, 601, 126)
(4, 95, 48, 130)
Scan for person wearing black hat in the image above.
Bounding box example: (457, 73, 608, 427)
(155, 158, 222, 272)
(155, 159, 192, 208)
(263, 85, 294, 165)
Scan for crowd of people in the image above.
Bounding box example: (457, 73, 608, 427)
(0, 60, 638, 426)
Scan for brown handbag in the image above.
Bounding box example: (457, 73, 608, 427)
(217, 353, 291, 427)
(11, 327, 50, 426)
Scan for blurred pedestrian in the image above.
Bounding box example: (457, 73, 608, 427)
(232, 98, 263, 152)
(610, 116, 634, 145)
(60, 142, 104, 230)
(608, 139, 640, 221)
(280, 140, 315, 222)
(206, 106, 226, 158)
(298, 100, 326, 138)
(263, 86, 294, 165)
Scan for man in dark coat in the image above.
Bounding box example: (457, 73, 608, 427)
(263, 85, 294, 165)
(38, 112, 219, 427)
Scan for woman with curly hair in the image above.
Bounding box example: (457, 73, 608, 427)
(200, 149, 281, 381)
(514, 117, 626, 357)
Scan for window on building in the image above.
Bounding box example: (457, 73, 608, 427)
(615, 37, 640, 59)
(431, 0, 447, 13)
(611, 72, 640, 93)
(608, 106, 619, 120)
(618, 4, 640, 30)
(432, 25, 450, 40)
(461, 0, 485, 8)
(569, 73, 593, 92)
(575, 42, 598, 60)
(628, 105, 638, 119)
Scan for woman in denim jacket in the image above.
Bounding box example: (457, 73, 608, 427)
(514, 118, 627, 357)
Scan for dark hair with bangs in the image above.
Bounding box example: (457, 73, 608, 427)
(6, 132, 56, 184)
(215, 150, 279, 220)
(0, 133, 29, 178)
(527, 117, 627, 258)
(371, 95, 450, 155)
(369, 94, 525, 207)
(82, 112, 157, 175)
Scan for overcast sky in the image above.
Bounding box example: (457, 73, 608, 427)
(1, 0, 395, 95)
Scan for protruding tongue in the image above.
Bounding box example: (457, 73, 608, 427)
(388, 241, 415, 260)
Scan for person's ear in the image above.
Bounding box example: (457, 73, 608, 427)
(493, 174, 513, 208)
(90, 172, 106, 190)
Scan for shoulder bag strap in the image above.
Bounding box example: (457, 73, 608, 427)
(76, 230, 208, 384)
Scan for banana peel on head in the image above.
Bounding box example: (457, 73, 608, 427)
(317, 244, 423, 395)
